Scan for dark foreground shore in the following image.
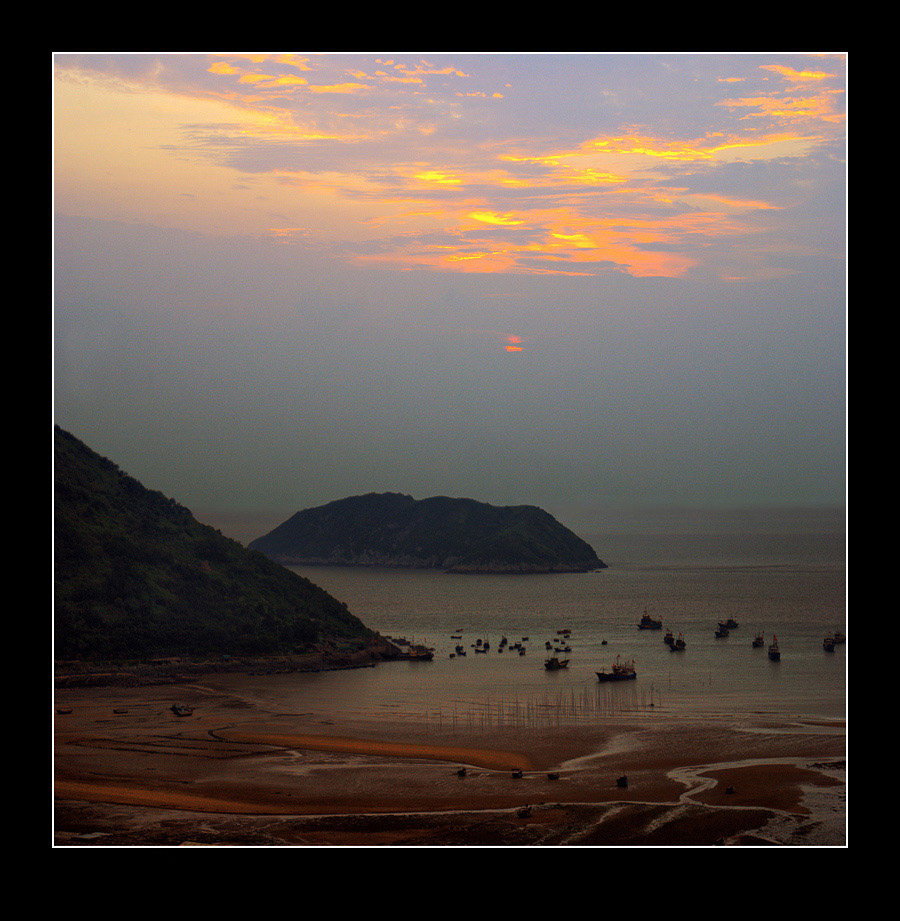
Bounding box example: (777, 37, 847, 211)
(54, 673, 846, 846)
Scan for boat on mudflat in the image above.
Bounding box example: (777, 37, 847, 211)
(596, 656, 637, 682)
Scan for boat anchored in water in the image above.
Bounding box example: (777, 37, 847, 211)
(664, 628, 675, 646)
(823, 635, 836, 652)
(752, 632, 765, 648)
(596, 656, 637, 682)
(670, 632, 686, 651)
(768, 635, 781, 661)
(715, 623, 730, 638)
(638, 610, 662, 630)
(544, 656, 570, 671)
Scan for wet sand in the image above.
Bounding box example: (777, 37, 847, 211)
(53, 674, 846, 846)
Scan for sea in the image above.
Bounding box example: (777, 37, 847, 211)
(205, 505, 847, 729)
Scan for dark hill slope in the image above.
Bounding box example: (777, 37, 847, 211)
(249, 492, 605, 573)
(54, 426, 372, 660)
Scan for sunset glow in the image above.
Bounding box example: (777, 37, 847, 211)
(53, 51, 846, 515)
(54, 52, 845, 282)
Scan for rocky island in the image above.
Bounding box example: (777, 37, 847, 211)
(249, 492, 606, 574)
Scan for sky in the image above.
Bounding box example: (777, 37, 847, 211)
(53, 52, 846, 523)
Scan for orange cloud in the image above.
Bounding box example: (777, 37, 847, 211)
(468, 210, 524, 226)
(208, 62, 239, 75)
(307, 82, 369, 94)
(761, 64, 835, 82)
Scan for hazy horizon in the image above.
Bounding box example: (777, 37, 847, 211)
(54, 52, 846, 518)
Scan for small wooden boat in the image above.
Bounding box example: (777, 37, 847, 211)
(512, 769, 523, 779)
(170, 704, 194, 716)
(544, 656, 569, 670)
(768, 635, 781, 661)
(56, 708, 72, 715)
(113, 708, 128, 714)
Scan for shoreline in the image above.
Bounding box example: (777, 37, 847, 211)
(54, 673, 846, 846)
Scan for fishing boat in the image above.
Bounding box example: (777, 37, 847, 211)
(768, 635, 781, 661)
(833, 631, 845, 644)
(752, 633, 765, 648)
(638, 610, 662, 630)
(664, 629, 675, 646)
(723, 618, 739, 629)
(672, 633, 686, 651)
(544, 656, 570, 671)
(823, 635, 835, 652)
(715, 623, 730, 638)
(596, 656, 637, 682)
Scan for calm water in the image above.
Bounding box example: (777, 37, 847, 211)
(272, 506, 846, 727)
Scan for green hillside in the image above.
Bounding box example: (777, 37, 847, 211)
(250, 492, 605, 573)
(53, 426, 373, 661)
